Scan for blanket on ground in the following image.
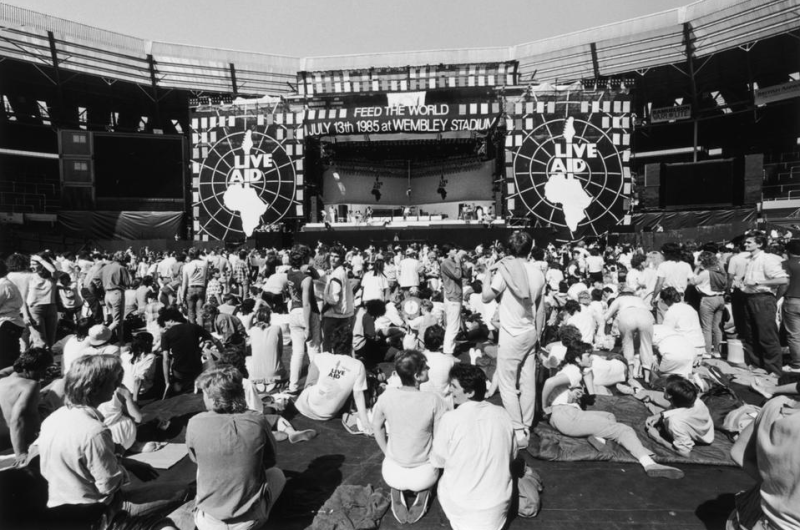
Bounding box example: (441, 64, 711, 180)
(527, 395, 736, 466)
(307, 484, 389, 530)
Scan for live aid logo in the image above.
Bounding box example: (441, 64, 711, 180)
(549, 142, 598, 174)
(227, 153, 274, 185)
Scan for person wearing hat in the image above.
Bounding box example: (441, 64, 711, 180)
(78, 324, 121, 358)
(99, 251, 132, 344)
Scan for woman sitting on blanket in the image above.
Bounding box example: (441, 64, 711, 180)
(541, 340, 684, 479)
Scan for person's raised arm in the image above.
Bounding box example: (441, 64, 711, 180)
(302, 276, 313, 338)
(541, 372, 570, 415)
(651, 276, 664, 306)
(118, 386, 142, 423)
(482, 267, 498, 304)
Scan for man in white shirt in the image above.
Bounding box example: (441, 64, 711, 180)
(736, 234, 788, 374)
(482, 232, 545, 447)
(398, 249, 423, 294)
(431, 363, 515, 530)
(294, 329, 371, 434)
(652, 243, 694, 323)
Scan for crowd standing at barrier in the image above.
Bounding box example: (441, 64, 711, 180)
(1, 229, 800, 529)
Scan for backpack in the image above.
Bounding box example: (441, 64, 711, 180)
(517, 464, 544, 518)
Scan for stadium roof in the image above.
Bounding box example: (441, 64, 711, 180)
(0, 0, 798, 96)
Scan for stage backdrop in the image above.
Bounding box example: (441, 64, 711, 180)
(190, 102, 304, 241)
(505, 91, 632, 238)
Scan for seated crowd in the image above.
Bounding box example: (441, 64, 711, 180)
(0, 229, 799, 529)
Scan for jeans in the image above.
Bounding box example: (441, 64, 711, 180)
(104, 289, 125, 343)
(782, 298, 800, 368)
(185, 286, 206, 325)
(322, 316, 351, 353)
(740, 293, 782, 375)
(443, 300, 462, 354)
(699, 295, 725, 354)
(497, 327, 537, 432)
(29, 303, 58, 348)
(549, 405, 651, 460)
(288, 309, 321, 392)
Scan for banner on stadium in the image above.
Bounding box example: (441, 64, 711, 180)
(505, 92, 632, 238)
(189, 104, 304, 241)
(650, 104, 691, 123)
(754, 80, 800, 106)
(304, 101, 500, 136)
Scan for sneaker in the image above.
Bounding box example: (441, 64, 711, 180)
(407, 489, 431, 524)
(783, 366, 800, 373)
(390, 488, 409, 524)
(469, 348, 481, 365)
(288, 429, 318, 444)
(644, 463, 684, 479)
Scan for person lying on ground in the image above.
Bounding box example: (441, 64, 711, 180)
(541, 340, 684, 479)
(645, 375, 714, 457)
(0, 347, 52, 466)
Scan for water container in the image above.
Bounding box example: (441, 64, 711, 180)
(726, 339, 745, 365)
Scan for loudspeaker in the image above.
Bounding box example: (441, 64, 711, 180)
(743, 154, 763, 205)
(59, 130, 92, 157)
(641, 163, 661, 209)
(310, 196, 319, 223)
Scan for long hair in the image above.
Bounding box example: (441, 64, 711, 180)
(196, 366, 247, 414)
(65, 355, 122, 408)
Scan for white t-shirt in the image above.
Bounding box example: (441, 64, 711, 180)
(567, 282, 589, 301)
(419, 351, 457, 399)
(295, 353, 367, 421)
(663, 303, 705, 349)
(549, 364, 582, 408)
(398, 258, 421, 288)
(657, 261, 694, 292)
(586, 255, 605, 273)
(490, 260, 544, 336)
(360, 271, 388, 302)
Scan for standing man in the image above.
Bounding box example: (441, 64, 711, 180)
(231, 250, 250, 298)
(781, 239, 800, 372)
(321, 246, 354, 353)
(398, 248, 423, 295)
(737, 234, 788, 374)
(181, 247, 209, 326)
(440, 244, 463, 356)
(99, 251, 131, 343)
(482, 231, 545, 447)
(431, 364, 516, 530)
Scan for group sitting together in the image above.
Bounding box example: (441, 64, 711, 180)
(1, 228, 799, 530)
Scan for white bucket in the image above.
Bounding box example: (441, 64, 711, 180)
(727, 339, 745, 365)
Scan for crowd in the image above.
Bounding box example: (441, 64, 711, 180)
(1, 228, 799, 530)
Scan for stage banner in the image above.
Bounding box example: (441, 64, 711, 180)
(304, 101, 501, 136)
(190, 103, 304, 241)
(505, 91, 632, 238)
(321, 160, 494, 206)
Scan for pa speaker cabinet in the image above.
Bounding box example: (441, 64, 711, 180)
(743, 154, 763, 206)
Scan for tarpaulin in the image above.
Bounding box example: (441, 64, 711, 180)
(632, 209, 757, 230)
(58, 211, 183, 240)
